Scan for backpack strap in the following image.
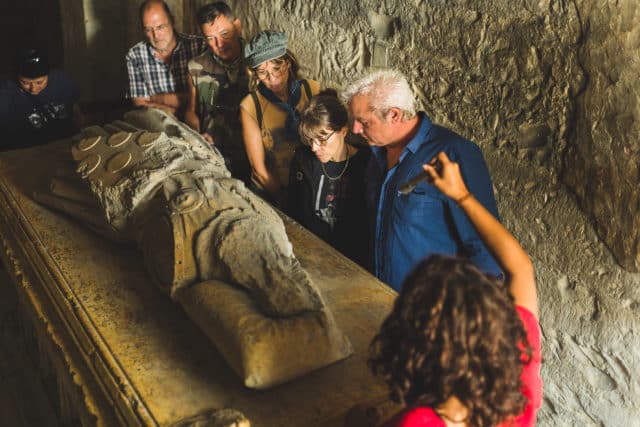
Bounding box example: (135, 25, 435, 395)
(250, 91, 262, 129)
(301, 79, 312, 100)
(251, 81, 310, 129)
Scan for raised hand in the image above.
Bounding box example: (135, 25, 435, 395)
(422, 152, 469, 204)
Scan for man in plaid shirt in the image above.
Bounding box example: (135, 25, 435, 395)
(125, 0, 206, 117)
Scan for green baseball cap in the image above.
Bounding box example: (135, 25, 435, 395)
(244, 30, 288, 68)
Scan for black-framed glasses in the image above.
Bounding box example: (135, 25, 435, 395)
(304, 130, 336, 147)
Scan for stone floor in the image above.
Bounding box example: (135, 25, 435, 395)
(0, 267, 60, 427)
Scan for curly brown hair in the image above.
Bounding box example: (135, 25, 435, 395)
(369, 255, 532, 427)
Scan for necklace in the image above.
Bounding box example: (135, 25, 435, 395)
(321, 145, 350, 181)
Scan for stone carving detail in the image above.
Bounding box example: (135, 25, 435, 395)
(69, 122, 320, 316)
(368, 10, 395, 67)
(34, 109, 353, 422)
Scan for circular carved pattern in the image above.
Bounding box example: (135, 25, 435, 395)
(106, 152, 132, 174)
(77, 136, 101, 151)
(77, 155, 101, 177)
(107, 132, 133, 147)
(137, 132, 162, 147)
(170, 188, 204, 213)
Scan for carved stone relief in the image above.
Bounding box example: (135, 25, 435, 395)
(34, 109, 353, 402)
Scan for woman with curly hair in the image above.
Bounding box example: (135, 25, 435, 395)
(369, 151, 541, 427)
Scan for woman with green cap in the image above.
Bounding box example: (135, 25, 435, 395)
(240, 30, 320, 207)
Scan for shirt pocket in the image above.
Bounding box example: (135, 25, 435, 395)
(394, 182, 445, 222)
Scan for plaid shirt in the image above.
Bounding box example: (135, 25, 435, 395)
(125, 33, 206, 99)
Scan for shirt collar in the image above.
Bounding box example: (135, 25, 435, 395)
(404, 112, 433, 154)
(173, 33, 185, 53)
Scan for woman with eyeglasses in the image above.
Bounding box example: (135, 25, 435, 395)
(287, 90, 371, 268)
(239, 30, 320, 206)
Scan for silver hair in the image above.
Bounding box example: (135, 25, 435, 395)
(341, 69, 417, 120)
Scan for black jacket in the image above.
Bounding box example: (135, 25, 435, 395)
(287, 145, 371, 269)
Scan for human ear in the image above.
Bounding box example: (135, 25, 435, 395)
(387, 108, 402, 123)
(233, 18, 242, 34)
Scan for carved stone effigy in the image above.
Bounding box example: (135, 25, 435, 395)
(0, 108, 400, 426)
(35, 109, 353, 394)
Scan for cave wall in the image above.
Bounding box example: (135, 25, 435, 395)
(563, 0, 640, 272)
(226, 0, 640, 274)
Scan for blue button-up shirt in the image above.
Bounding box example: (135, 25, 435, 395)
(367, 113, 501, 290)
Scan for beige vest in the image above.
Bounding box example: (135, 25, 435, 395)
(240, 79, 320, 188)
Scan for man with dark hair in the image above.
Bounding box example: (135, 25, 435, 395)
(0, 47, 82, 150)
(125, 0, 206, 117)
(184, 2, 249, 181)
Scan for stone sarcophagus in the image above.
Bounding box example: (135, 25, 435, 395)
(0, 109, 398, 426)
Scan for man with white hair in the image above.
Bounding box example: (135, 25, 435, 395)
(343, 69, 501, 290)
